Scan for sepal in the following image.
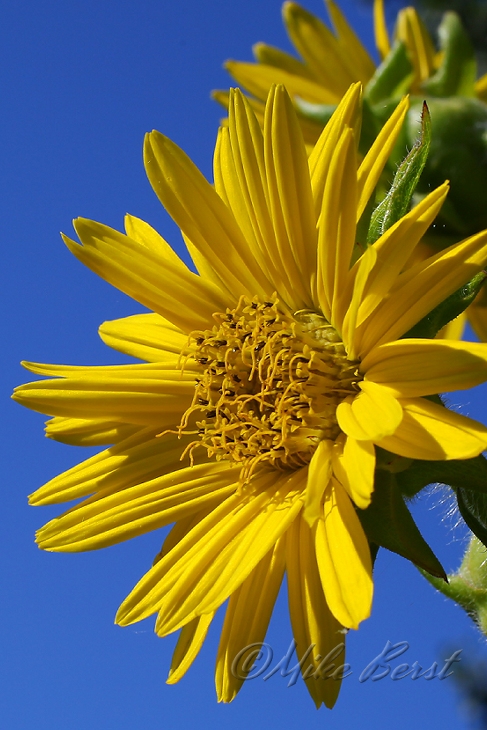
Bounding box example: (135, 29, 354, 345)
(403, 272, 487, 339)
(423, 12, 476, 98)
(357, 470, 446, 579)
(396, 453, 487, 500)
(366, 41, 413, 106)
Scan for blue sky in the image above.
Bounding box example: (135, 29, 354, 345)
(2, 1, 486, 728)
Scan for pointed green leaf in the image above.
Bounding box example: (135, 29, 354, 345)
(367, 102, 431, 245)
(396, 453, 487, 499)
(403, 272, 487, 339)
(457, 488, 487, 549)
(358, 470, 446, 579)
(424, 12, 477, 97)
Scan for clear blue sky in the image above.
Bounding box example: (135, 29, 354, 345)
(2, 1, 485, 728)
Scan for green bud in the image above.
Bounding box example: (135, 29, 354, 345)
(407, 97, 487, 238)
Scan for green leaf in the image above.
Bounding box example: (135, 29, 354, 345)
(365, 41, 413, 106)
(396, 453, 487, 498)
(358, 470, 446, 578)
(423, 12, 477, 97)
(403, 271, 487, 339)
(367, 102, 431, 245)
(457, 488, 487, 549)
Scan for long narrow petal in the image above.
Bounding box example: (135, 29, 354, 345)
(99, 313, 191, 363)
(356, 97, 409, 220)
(144, 131, 274, 300)
(309, 82, 362, 216)
(36, 462, 235, 552)
(378, 398, 487, 460)
(358, 230, 487, 355)
(362, 339, 487, 397)
(167, 614, 215, 685)
(44, 416, 139, 446)
(264, 85, 317, 309)
(355, 183, 449, 327)
(215, 541, 286, 703)
(64, 219, 227, 333)
(326, 0, 376, 82)
(304, 440, 334, 525)
(374, 0, 390, 59)
(283, 2, 356, 94)
(218, 90, 296, 306)
(153, 472, 304, 636)
(286, 516, 346, 708)
(317, 127, 357, 320)
(315, 479, 373, 629)
(28, 428, 192, 505)
(225, 60, 337, 105)
(13, 364, 195, 425)
(116, 469, 303, 628)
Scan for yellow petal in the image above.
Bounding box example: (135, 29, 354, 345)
(13, 364, 195, 426)
(332, 435, 375, 509)
(304, 440, 334, 526)
(374, 0, 390, 59)
(286, 516, 346, 708)
(216, 541, 286, 703)
(362, 338, 487, 397)
(356, 182, 449, 326)
(167, 613, 215, 685)
(356, 96, 409, 220)
(36, 462, 234, 553)
(144, 131, 274, 300)
(358, 229, 487, 355)
(99, 313, 190, 363)
(336, 381, 403, 441)
(283, 2, 356, 95)
(29, 426, 169, 505)
(224, 60, 337, 105)
(44, 416, 138, 446)
(68, 218, 227, 332)
(326, 0, 376, 83)
(264, 85, 317, 309)
(317, 126, 357, 321)
(315, 479, 373, 629)
(309, 82, 362, 217)
(378, 398, 487, 460)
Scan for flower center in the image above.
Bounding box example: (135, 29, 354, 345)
(180, 296, 361, 479)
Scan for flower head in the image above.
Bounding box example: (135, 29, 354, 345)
(215, 0, 487, 146)
(13, 83, 487, 707)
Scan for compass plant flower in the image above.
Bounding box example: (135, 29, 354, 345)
(215, 0, 487, 147)
(13, 83, 487, 707)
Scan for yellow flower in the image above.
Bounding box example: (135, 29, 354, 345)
(215, 0, 487, 146)
(13, 84, 487, 707)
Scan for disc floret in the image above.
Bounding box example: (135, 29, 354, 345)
(180, 296, 361, 478)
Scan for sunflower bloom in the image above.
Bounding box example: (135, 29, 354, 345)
(13, 83, 487, 707)
(216, 0, 487, 146)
